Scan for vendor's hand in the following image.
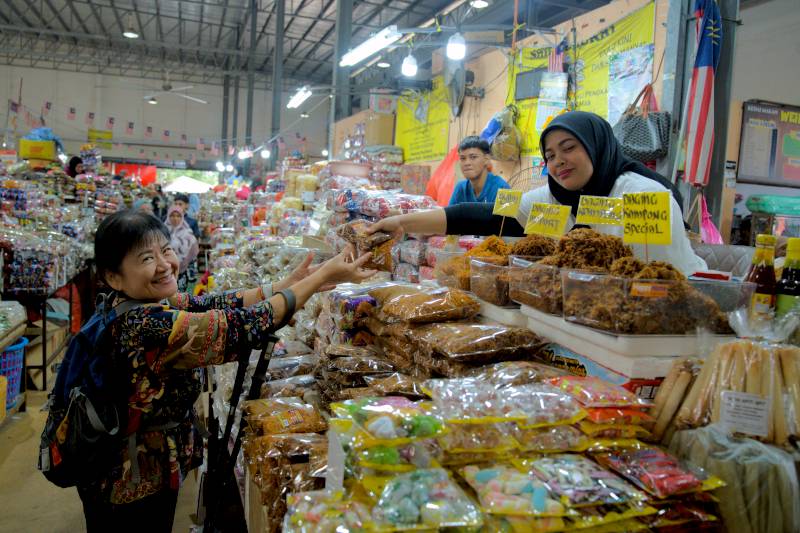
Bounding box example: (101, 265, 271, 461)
(283, 251, 316, 287)
(366, 216, 404, 240)
(315, 244, 375, 288)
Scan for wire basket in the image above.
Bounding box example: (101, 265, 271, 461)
(1, 336, 29, 409)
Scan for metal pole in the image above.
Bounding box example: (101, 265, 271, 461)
(245, 0, 256, 147)
(221, 74, 230, 160)
(232, 75, 240, 152)
(705, 0, 740, 227)
(329, 0, 352, 153)
(271, 0, 285, 170)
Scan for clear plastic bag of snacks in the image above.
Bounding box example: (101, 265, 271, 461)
(266, 355, 319, 381)
(262, 374, 317, 398)
(578, 421, 651, 439)
(283, 490, 372, 533)
(370, 284, 480, 324)
(331, 396, 446, 447)
(392, 262, 420, 283)
(548, 376, 649, 409)
(325, 344, 383, 359)
(363, 373, 427, 399)
(395, 239, 427, 266)
(371, 468, 482, 530)
(584, 408, 655, 425)
(356, 440, 442, 472)
(424, 379, 586, 426)
(513, 425, 590, 453)
(470, 258, 514, 307)
(361, 193, 436, 219)
(439, 423, 517, 454)
(460, 463, 567, 517)
(415, 323, 544, 364)
(520, 454, 647, 507)
(592, 446, 724, 499)
(336, 219, 391, 249)
(241, 397, 327, 435)
(464, 361, 567, 388)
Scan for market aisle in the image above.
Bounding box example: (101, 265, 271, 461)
(0, 392, 199, 533)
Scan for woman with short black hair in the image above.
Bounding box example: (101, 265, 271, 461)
(72, 209, 373, 531)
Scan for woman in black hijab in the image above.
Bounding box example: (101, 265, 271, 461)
(66, 156, 84, 177)
(369, 111, 706, 274)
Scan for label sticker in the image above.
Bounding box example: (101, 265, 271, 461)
(576, 196, 623, 225)
(524, 203, 571, 238)
(493, 189, 523, 217)
(623, 192, 672, 245)
(720, 391, 769, 438)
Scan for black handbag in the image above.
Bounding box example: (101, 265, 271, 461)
(613, 84, 671, 162)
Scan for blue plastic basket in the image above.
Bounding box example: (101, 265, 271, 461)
(1, 336, 29, 409)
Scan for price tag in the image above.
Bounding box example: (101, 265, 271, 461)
(524, 203, 571, 238)
(493, 189, 523, 217)
(576, 196, 623, 225)
(720, 391, 769, 437)
(622, 192, 672, 245)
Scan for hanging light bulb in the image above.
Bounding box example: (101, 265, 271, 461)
(237, 149, 251, 160)
(147, 97, 158, 105)
(122, 12, 139, 38)
(225, 163, 234, 172)
(377, 60, 391, 69)
(215, 161, 225, 172)
(321, 149, 329, 157)
(260, 148, 271, 159)
(300, 112, 309, 118)
(446, 32, 466, 60)
(469, 0, 489, 8)
(58, 153, 68, 163)
(401, 53, 418, 77)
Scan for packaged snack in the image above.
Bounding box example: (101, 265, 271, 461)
(440, 450, 514, 467)
(521, 454, 647, 507)
(593, 447, 723, 498)
(578, 421, 651, 439)
(585, 408, 655, 426)
(507, 256, 562, 315)
(331, 397, 446, 447)
(470, 259, 514, 307)
(548, 377, 648, 409)
(464, 361, 567, 387)
(328, 284, 379, 329)
(393, 262, 420, 283)
(262, 374, 317, 398)
(424, 379, 586, 426)
(415, 323, 544, 364)
(325, 344, 383, 359)
(266, 355, 319, 381)
(336, 220, 391, 249)
(513, 425, 589, 453)
(283, 490, 372, 533)
(418, 266, 435, 281)
(371, 284, 481, 324)
(395, 239, 427, 266)
(638, 502, 719, 530)
(364, 373, 428, 398)
(461, 464, 567, 517)
(366, 238, 395, 272)
(376, 335, 416, 371)
(371, 468, 483, 530)
(439, 423, 517, 454)
(326, 356, 396, 374)
(357, 441, 442, 472)
(241, 397, 327, 435)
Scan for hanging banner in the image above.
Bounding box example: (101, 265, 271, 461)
(88, 128, 113, 150)
(394, 75, 450, 164)
(508, 2, 655, 156)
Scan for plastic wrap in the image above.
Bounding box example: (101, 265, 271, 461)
(370, 468, 482, 530)
(433, 250, 471, 290)
(438, 423, 516, 454)
(356, 440, 442, 472)
(669, 425, 800, 533)
(392, 262, 420, 283)
(326, 355, 395, 374)
(470, 259, 514, 307)
(578, 421, 650, 439)
(394, 239, 427, 267)
(507, 256, 562, 315)
(375, 335, 416, 372)
(460, 464, 567, 517)
(282, 490, 372, 533)
(424, 379, 586, 426)
(325, 344, 382, 359)
(336, 219, 391, 249)
(331, 396, 445, 448)
(464, 361, 567, 387)
(414, 323, 544, 364)
(241, 397, 327, 435)
(520, 454, 647, 507)
(512, 425, 590, 453)
(363, 373, 427, 398)
(262, 374, 317, 398)
(548, 376, 649, 409)
(370, 284, 480, 324)
(360, 193, 436, 219)
(593, 446, 723, 499)
(585, 408, 655, 425)
(266, 355, 319, 381)
(327, 283, 380, 329)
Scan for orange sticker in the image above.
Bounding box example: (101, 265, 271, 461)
(629, 282, 670, 298)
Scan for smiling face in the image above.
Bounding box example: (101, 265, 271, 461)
(168, 210, 182, 227)
(543, 129, 594, 191)
(105, 233, 179, 301)
(459, 147, 490, 181)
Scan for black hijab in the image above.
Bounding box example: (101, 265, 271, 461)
(66, 156, 83, 178)
(540, 111, 682, 216)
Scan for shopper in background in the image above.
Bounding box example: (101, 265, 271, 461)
(66, 156, 84, 178)
(187, 193, 201, 219)
(171, 193, 201, 239)
(151, 185, 168, 220)
(74, 210, 374, 532)
(166, 206, 199, 292)
(370, 111, 706, 274)
(448, 136, 510, 206)
(133, 198, 155, 216)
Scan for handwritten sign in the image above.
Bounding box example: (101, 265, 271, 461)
(623, 192, 671, 245)
(576, 196, 623, 225)
(524, 203, 571, 238)
(493, 189, 523, 217)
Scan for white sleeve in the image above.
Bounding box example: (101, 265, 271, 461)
(515, 186, 551, 228)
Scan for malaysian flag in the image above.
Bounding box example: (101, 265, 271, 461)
(9, 100, 19, 114)
(683, 0, 722, 187)
(548, 38, 567, 73)
(67, 107, 76, 120)
(180, 133, 187, 146)
(163, 130, 170, 141)
(210, 141, 219, 156)
(126, 121, 134, 135)
(106, 116, 115, 129)
(85, 112, 95, 125)
(42, 101, 52, 115)
(145, 126, 153, 138)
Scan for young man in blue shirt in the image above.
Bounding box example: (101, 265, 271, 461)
(448, 136, 510, 206)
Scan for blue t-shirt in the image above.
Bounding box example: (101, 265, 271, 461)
(448, 173, 511, 206)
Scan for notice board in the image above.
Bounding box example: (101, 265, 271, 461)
(394, 76, 450, 164)
(737, 100, 800, 188)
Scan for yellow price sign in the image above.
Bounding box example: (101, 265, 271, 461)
(524, 203, 571, 238)
(623, 192, 672, 245)
(493, 189, 523, 217)
(576, 196, 623, 225)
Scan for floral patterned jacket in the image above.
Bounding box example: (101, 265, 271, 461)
(95, 290, 275, 504)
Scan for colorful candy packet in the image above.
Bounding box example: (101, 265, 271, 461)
(548, 377, 649, 409)
(282, 490, 372, 533)
(460, 464, 568, 517)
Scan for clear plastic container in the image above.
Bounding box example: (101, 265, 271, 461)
(507, 256, 562, 315)
(433, 249, 470, 290)
(470, 258, 513, 307)
(561, 270, 755, 335)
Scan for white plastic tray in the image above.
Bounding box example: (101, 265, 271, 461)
(520, 305, 735, 357)
(478, 300, 527, 327)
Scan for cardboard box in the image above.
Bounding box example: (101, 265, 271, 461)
(26, 320, 69, 391)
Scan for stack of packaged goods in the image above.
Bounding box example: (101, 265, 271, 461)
(360, 145, 403, 190)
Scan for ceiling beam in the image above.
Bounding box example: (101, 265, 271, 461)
(64, 0, 93, 34)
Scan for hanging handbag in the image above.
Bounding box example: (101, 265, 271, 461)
(613, 84, 671, 162)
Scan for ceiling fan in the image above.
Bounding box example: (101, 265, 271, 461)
(143, 75, 207, 105)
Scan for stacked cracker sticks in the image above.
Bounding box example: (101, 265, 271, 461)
(651, 340, 800, 448)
